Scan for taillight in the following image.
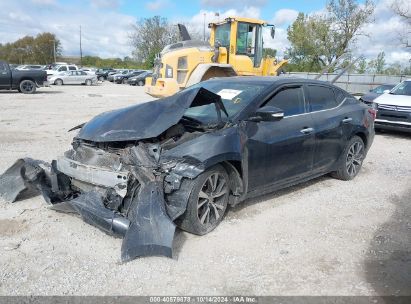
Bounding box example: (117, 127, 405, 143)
(368, 108, 377, 120)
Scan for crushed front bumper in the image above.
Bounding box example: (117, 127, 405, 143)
(0, 157, 176, 262)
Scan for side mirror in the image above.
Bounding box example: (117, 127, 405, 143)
(383, 90, 390, 94)
(270, 26, 275, 39)
(249, 106, 284, 122)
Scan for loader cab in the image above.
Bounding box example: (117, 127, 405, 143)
(210, 17, 269, 74)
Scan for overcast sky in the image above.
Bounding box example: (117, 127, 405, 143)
(0, 0, 409, 64)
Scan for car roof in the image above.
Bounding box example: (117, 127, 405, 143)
(208, 76, 342, 88)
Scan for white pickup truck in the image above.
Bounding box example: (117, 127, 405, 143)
(46, 64, 78, 76)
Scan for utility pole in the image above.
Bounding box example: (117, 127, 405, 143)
(79, 25, 83, 67)
(203, 13, 206, 41)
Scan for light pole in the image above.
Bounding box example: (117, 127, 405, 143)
(79, 25, 83, 67)
(203, 13, 206, 41)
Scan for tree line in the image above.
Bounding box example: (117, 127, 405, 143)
(0, 33, 62, 65)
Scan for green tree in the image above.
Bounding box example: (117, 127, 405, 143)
(356, 57, 368, 73)
(368, 52, 386, 74)
(129, 16, 179, 68)
(0, 33, 61, 64)
(263, 48, 277, 58)
(287, 0, 375, 72)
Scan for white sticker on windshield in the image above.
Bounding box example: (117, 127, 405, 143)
(217, 89, 242, 100)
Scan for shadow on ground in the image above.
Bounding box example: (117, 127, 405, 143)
(364, 188, 411, 296)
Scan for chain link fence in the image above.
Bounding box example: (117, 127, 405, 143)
(280, 72, 411, 95)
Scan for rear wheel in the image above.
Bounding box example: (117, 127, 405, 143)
(98, 76, 104, 81)
(55, 79, 63, 86)
(137, 80, 144, 86)
(177, 165, 229, 235)
(19, 80, 36, 94)
(331, 136, 365, 180)
(85, 79, 92, 86)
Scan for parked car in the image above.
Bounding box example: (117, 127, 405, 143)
(128, 71, 152, 86)
(0, 60, 48, 94)
(373, 79, 411, 133)
(48, 70, 97, 86)
(80, 68, 97, 75)
(95, 68, 115, 81)
(0, 77, 375, 262)
(360, 84, 396, 104)
(107, 70, 133, 82)
(46, 64, 78, 76)
(114, 70, 145, 84)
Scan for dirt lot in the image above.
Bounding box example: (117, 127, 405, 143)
(0, 82, 410, 296)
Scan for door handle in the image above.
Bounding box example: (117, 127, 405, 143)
(300, 127, 314, 134)
(342, 117, 352, 123)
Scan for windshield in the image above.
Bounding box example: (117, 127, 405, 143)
(390, 81, 411, 96)
(183, 80, 268, 124)
(371, 85, 394, 94)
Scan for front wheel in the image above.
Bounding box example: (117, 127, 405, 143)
(137, 80, 144, 86)
(122, 78, 127, 84)
(19, 80, 36, 94)
(98, 76, 104, 81)
(177, 165, 229, 235)
(331, 136, 365, 180)
(85, 79, 92, 86)
(55, 79, 63, 86)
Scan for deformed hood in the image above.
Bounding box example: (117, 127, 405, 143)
(76, 87, 225, 142)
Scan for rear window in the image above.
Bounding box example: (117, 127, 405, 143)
(307, 85, 338, 112)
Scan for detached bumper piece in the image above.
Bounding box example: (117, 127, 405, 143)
(0, 158, 176, 262)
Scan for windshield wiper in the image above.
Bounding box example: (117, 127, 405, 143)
(181, 115, 203, 125)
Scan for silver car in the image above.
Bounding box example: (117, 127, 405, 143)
(49, 71, 97, 85)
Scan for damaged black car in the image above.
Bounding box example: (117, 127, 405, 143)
(0, 77, 375, 262)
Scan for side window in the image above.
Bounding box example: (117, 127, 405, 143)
(214, 23, 231, 48)
(334, 88, 346, 104)
(80, 71, 87, 75)
(265, 86, 305, 116)
(236, 23, 256, 56)
(0, 62, 7, 71)
(307, 85, 338, 112)
(59, 66, 67, 71)
(68, 66, 76, 71)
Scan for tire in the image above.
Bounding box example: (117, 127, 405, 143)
(137, 80, 144, 86)
(19, 80, 36, 94)
(98, 76, 104, 81)
(85, 79, 92, 86)
(331, 136, 365, 181)
(177, 165, 229, 235)
(55, 79, 63, 86)
(122, 78, 127, 84)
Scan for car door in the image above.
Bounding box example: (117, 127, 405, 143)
(305, 84, 350, 172)
(65, 71, 76, 84)
(246, 85, 316, 191)
(0, 62, 11, 88)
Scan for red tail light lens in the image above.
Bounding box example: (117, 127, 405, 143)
(368, 108, 377, 120)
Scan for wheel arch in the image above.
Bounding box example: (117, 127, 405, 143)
(185, 63, 237, 87)
(354, 131, 367, 147)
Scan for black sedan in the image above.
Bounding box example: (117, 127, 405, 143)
(0, 77, 375, 262)
(114, 70, 145, 84)
(127, 71, 152, 86)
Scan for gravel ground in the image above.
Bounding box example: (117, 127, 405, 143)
(0, 82, 410, 296)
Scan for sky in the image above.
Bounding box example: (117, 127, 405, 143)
(0, 0, 410, 65)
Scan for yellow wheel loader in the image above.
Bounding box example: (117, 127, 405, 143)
(145, 16, 288, 98)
